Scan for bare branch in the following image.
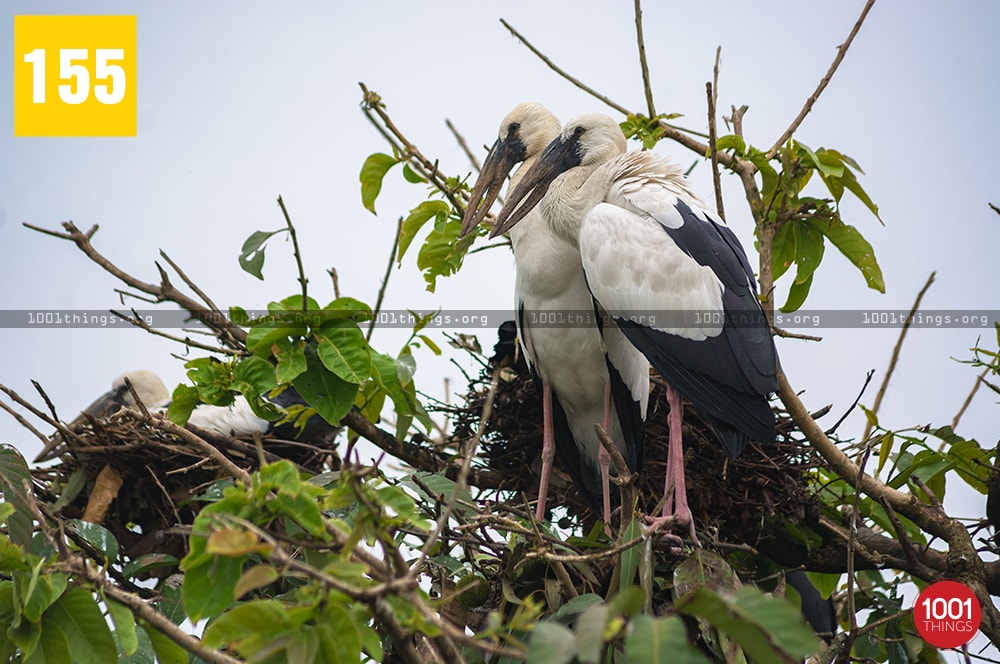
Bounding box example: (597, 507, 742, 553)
(707, 47, 725, 221)
(276, 195, 309, 311)
(766, 0, 877, 156)
(862, 271, 935, 440)
(445, 118, 481, 173)
(368, 217, 403, 343)
(499, 19, 630, 115)
(633, 0, 656, 119)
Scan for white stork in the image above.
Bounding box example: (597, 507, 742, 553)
(491, 114, 777, 542)
(461, 104, 649, 528)
(34, 370, 337, 462)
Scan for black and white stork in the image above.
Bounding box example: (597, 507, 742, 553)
(491, 113, 778, 542)
(461, 104, 649, 528)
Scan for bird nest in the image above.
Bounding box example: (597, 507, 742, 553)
(30, 410, 336, 566)
(451, 346, 824, 547)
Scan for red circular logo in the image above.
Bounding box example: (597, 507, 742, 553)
(913, 581, 981, 648)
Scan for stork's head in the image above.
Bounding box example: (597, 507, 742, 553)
(98, 369, 170, 414)
(490, 114, 626, 238)
(459, 102, 560, 238)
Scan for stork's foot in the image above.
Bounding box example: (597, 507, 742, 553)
(643, 508, 701, 548)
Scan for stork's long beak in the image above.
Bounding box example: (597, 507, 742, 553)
(459, 136, 524, 239)
(490, 133, 582, 239)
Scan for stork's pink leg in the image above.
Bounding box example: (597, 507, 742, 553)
(599, 383, 613, 535)
(646, 385, 700, 545)
(536, 382, 556, 522)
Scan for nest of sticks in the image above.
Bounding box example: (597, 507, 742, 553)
(30, 409, 337, 566)
(452, 341, 824, 546)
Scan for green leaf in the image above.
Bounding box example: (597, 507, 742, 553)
(626, 615, 711, 664)
(143, 623, 187, 664)
(618, 518, 643, 593)
(106, 597, 138, 656)
(166, 384, 201, 426)
(876, 432, 895, 475)
(0, 446, 36, 549)
(317, 603, 362, 663)
(181, 551, 245, 622)
(527, 622, 576, 664)
(399, 200, 451, 262)
(402, 162, 426, 184)
(803, 572, 840, 601)
(780, 272, 813, 313)
(574, 605, 609, 664)
(122, 553, 179, 580)
(203, 600, 292, 649)
(672, 549, 739, 598)
(22, 571, 67, 623)
(292, 346, 358, 425)
(44, 587, 117, 664)
(68, 520, 119, 563)
(23, 618, 70, 664)
(239, 229, 285, 280)
(806, 217, 885, 293)
(274, 338, 309, 384)
(676, 587, 820, 662)
(402, 472, 474, 513)
(234, 564, 279, 600)
(360, 153, 399, 214)
(416, 213, 468, 292)
(715, 134, 746, 156)
(315, 320, 372, 384)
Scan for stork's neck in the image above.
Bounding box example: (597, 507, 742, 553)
(508, 153, 545, 246)
(540, 161, 610, 246)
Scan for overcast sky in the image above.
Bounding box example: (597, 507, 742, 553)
(1, 1, 997, 655)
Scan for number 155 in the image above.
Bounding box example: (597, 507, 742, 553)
(22, 48, 127, 105)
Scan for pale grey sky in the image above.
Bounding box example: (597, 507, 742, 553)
(1, 1, 997, 656)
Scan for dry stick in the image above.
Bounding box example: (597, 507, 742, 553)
(846, 443, 873, 643)
(0, 400, 50, 446)
(108, 309, 242, 356)
(341, 407, 505, 489)
(147, 414, 252, 485)
(950, 367, 990, 435)
(445, 118, 482, 173)
(862, 271, 936, 441)
(276, 195, 309, 312)
(767, 0, 876, 156)
(23, 222, 247, 350)
(633, 0, 656, 119)
(368, 216, 403, 342)
(407, 368, 501, 583)
(158, 250, 223, 315)
(707, 47, 725, 222)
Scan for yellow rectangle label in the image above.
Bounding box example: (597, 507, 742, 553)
(14, 15, 137, 137)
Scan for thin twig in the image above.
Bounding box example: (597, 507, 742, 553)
(109, 309, 242, 356)
(445, 119, 481, 173)
(368, 217, 403, 342)
(157, 250, 223, 315)
(23, 222, 247, 350)
(147, 413, 251, 484)
(951, 367, 989, 433)
(276, 195, 309, 312)
(863, 271, 935, 440)
(633, 0, 656, 119)
(0, 400, 50, 446)
(766, 0, 877, 157)
(499, 19, 630, 115)
(408, 368, 501, 581)
(707, 46, 725, 221)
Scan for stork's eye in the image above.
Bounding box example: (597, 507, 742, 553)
(573, 126, 586, 137)
(508, 122, 521, 134)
